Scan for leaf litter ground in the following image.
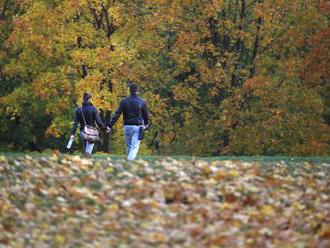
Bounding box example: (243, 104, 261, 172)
(0, 155, 330, 247)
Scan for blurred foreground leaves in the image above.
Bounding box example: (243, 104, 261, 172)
(0, 155, 330, 247)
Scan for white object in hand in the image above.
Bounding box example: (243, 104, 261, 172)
(67, 135, 74, 149)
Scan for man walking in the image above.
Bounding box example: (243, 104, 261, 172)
(108, 83, 149, 160)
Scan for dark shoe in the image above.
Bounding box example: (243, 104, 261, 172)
(83, 152, 91, 158)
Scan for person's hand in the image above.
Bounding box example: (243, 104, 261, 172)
(143, 125, 149, 130)
(70, 135, 75, 139)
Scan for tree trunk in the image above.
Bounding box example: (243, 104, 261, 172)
(81, 65, 87, 78)
(231, 0, 246, 87)
(76, 36, 88, 78)
(102, 5, 115, 38)
(249, 0, 263, 77)
(0, 0, 9, 20)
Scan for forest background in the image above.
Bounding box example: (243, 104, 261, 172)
(0, 0, 329, 156)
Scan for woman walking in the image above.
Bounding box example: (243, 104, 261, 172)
(70, 92, 109, 158)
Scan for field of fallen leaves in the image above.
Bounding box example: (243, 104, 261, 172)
(0, 155, 330, 247)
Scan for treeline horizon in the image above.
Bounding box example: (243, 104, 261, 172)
(0, 0, 329, 156)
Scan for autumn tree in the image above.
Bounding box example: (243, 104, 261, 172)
(0, 0, 328, 155)
(123, 0, 329, 155)
(1, 0, 138, 152)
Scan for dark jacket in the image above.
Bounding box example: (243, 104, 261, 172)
(108, 94, 149, 127)
(71, 102, 107, 135)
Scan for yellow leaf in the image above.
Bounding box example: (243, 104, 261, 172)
(246, 185, 260, 193)
(147, 232, 166, 243)
(228, 170, 240, 177)
(261, 205, 276, 216)
(201, 165, 212, 175)
(293, 203, 305, 211)
(54, 234, 65, 246)
(220, 202, 235, 210)
(214, 170, 226, 180)
(109, 203, 119, 211)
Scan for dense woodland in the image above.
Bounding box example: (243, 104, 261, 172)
(0, 0, 329, 155)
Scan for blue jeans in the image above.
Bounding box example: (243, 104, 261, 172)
(124, 125, 141, 160)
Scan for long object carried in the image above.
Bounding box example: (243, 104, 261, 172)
(67, 136, 74, 149)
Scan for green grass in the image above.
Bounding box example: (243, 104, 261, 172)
(1, 151, 330, 163)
